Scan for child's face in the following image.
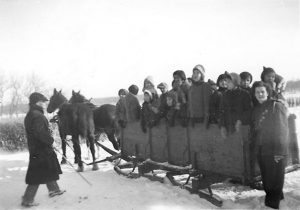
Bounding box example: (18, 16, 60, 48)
(241, 77, 251, 88)
(144, 81, 153, 89)
(159, 87, 167, 94)
(192, 70, 202, 82)
(166, 97, 173, 107)
(219, 79, 228, 89)
(172, 79, 181, 89)
(173, 75, 183, 85)
(144, 93, 151, 102)
(227, 79, 235, 90)
(263, 73, 275, 84)
(119, 94, 126, 99)
(255, 86, 268, 104)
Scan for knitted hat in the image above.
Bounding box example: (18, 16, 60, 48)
(29, 92, 48, 105)
(193, 64, 205, 75)
(157, 82, 168, 90)
(216, 71, 232, 86)
(144, 76, 155, 87)
(173, 70, 186, 81)
(143, 76, 155, 92)
(239, 71, 253, 83)
(128, 84, 139, 95)
(261, 66, 276, 82)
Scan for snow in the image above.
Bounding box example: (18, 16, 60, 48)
(1, 108, 300, 210)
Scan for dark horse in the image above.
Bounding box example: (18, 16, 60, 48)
(47, 89, 98, 172)
(69, 90, 120, 151)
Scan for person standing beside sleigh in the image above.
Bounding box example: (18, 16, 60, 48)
(251, 81, 288, 209)
(22, 92, 65, 207)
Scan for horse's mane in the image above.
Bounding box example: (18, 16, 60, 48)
(69, 90, 97, 109)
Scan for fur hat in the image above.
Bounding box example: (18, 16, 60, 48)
(29, 92, 48, 105)
(240, 71, 253, 83)
(157, 82, 168, 90)
(230, 72, 241, 86)
(173, 70, 186, 81)
(216, 71, 232, 86)
(128, 84, 139, 95)
(261, 66, 276, 82)
(144, 76, 154, 86)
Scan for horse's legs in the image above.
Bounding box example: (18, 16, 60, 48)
(94, 133, 101, 159)
(88, 133, 98, 171)
(72, 135, 83, 172)
(106, 130, 119, 151)
(72, 143, 78, 163)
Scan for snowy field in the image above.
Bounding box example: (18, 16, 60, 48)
(0, 109, 300, 210)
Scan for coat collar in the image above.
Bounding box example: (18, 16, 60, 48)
(29, 104, 44, 114)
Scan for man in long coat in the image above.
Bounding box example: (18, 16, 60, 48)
(22, 92, 65, 207)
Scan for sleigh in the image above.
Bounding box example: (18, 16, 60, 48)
(97, 114, 299, 207)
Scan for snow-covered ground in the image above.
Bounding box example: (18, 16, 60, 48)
(1, 109, 300, 210)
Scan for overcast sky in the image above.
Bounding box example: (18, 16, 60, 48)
(0, 0, 299, 99)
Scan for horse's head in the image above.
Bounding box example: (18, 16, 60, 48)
(47, 88, 67, 113)
(69, 90, 90, 103)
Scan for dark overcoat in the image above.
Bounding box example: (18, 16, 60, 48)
(219, 87, 252, 133)
(188, 81, 213, 120)
(251, 100, 288, 156)
(208, 87, 227, 125)
(24, 104, 62, 185)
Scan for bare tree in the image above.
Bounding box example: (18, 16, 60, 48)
(8, 75, 23, 117)
(0, 72, 9, 116)
(23, 72, 46, 99)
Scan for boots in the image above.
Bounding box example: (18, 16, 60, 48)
(47, 181, 66, 198)
(21, 185, 39, 208)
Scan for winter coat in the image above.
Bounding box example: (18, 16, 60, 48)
(168, 89, 188, 126)
(188, 81, 213, 121)
(115, 97, 127, 127)
(124, 93, 141, 123)
(158, 92, 168, 118)
(240, 86, 251, 95)
(208, 87, 227, 125)
(140, 101, 160, 132)
(251, 100, 288, 156)
(180, 81, 191, 102)
(219, 87, 252, 133)
(24, 104, 62, 185)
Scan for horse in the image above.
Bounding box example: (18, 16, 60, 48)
(47, 89, 98, 172)
(69, 90, 120, 151)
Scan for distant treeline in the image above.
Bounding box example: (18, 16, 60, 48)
(285, 80, 300, 92)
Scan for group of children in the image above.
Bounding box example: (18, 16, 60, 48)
(115, 65, 286, 137)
